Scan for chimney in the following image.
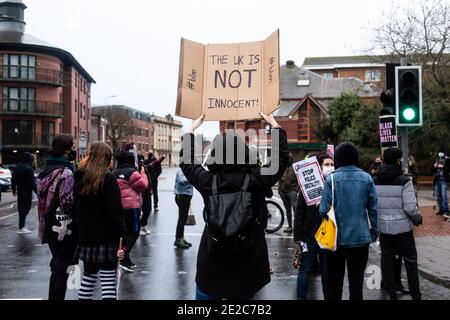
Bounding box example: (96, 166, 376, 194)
(286, 60, 295, 68)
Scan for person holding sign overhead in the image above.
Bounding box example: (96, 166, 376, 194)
(319, 142, 378, 300)
(180, 112, 289, 300)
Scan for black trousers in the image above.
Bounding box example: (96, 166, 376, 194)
(175, 194, 192, 239)
(17, 190, 32, 229)
(48, 241, 78, 300)
(325, 246, 369, 300)
(123, 208, 141, 264)
(151, 179, 159, 209)
(140, 188, 152, 227)
(380, 231, 421, 299)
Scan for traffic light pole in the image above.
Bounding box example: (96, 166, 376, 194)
(400, 58, 409, 173)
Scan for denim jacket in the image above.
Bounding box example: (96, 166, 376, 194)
(175, 170, 193, 196)
(319, 165, 378, 247)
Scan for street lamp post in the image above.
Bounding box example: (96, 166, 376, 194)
(105, 95, 118, 106)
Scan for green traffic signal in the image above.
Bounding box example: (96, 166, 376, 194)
(402, 107, 416, 121)
(396, 66, 422, 127)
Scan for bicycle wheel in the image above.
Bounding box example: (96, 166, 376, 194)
(265, 200, 285, 233)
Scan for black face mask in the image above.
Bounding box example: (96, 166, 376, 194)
(68, 150, 77, 162)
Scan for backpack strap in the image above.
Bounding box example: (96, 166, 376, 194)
(241, 174, 250, 192)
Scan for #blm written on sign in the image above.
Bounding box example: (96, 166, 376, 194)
(293, 156, 325, 206)
(379, 116, 398, 148)
(176, 30, 280, 121)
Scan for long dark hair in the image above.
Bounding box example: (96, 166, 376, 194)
(79, 142, 112, 196)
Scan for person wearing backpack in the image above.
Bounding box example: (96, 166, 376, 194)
(113, 150, 148, 272)
(180, 113, 289, 300)
(36, 135, 78, 300)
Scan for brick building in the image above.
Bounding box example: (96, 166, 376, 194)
(0, 0, 95, 165)
(91, 114, 108, 144)
(92, 105, 154, 155)
(152, 114, 182, 167)
(302, 55, 386, 89)
(220, 60, 381, 160)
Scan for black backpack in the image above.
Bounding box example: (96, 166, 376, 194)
(204, 174, 257, 255)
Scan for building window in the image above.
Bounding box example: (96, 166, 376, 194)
(42, 122, 55, 146)
(323, 73, 333, 80)
(2, 120, 35, 145)
(75, 99, 77, 112)
(75, 73, 78, 87)
(83, 105, 86, 120)
(75, 126, 77, 139)
(365, 70, 381, 82)
(2, 87, 35, 112)
(3, 54, 36, 80)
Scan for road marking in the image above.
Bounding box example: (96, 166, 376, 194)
(178, 271, 187, 274)
(7, 245, 14, 248)
(0, 299, 43, 300)
(0, 212, 18, 221)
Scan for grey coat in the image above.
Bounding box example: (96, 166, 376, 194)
(373, 165, 422, 235)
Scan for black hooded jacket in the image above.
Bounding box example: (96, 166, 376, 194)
(180, 128, 289, 299)
(11, 152, 37, 194)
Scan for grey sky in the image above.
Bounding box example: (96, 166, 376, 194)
(24, 0, 411, 138)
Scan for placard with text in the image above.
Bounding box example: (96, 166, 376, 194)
(176, 30, 280, 121)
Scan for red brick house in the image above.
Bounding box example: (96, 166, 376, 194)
(0, 0, 95, 165)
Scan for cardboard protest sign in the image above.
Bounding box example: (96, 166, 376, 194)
(176, 30, 280, 121)
(293, 156, 325, 206)
(379, 116, 398, 148)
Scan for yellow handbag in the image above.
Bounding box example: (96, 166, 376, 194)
(315, 174, 338, 251)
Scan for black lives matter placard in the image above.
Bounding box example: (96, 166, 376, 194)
(379, 116, 398, 148)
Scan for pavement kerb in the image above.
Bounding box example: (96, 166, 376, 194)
(418, 268, 450, 290)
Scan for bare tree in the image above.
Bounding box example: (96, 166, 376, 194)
(93, 106, 136, 155)
(365, 0, 450, 171)
(369, 0, 450, 99)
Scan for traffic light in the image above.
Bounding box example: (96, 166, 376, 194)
(395, 66, 422, 126)
(380, 63, 399, 116)
(380, 88, 394, 116)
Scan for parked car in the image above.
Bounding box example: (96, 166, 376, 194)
(0, 166, 12, 192)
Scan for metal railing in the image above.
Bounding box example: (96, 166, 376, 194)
(0, 100, 64, 118)
(1, 66, 64, 86)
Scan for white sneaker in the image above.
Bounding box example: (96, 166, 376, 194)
(17, 228, 32, 235)
(140, 227, 151, 236)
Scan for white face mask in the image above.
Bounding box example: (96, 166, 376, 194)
(322, 166, 335, 177)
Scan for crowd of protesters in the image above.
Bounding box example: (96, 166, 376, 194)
(6, 112, 448, 301)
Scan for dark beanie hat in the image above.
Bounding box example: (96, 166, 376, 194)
(116, 150, 135, 167)
(334, 142, 359, 169)
(383, 148, 403, 165)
